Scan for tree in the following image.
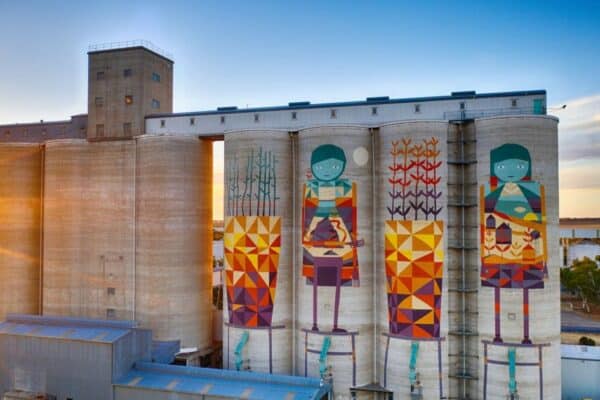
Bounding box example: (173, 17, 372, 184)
(560, 256, 600, 311)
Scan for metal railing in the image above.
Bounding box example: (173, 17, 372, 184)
(443, 106, 546, 121)
(88, 40, 173, 60)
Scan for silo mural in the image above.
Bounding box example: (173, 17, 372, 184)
(223, 130, 292, 375)
(302, 144, 362, 332)
(225, 147, 281, 328)
(480, 143, 547, 344)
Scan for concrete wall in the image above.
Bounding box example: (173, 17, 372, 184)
(88, 47, 173, 140)
(0, 144, 42, 320)
(0, 115, 87, 144)
(146, 93, 545, 136)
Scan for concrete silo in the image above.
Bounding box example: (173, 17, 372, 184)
(42, 140, 136, 320)
(135, 135, 213, 349)
(375, 121, 449, 399)
(223, 130, 293, 374)
(295, 126, 373, 397)
(475, 116, 560, 399)
(0, 144, 42, 319)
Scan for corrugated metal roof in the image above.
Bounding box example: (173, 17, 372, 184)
(562, 344, 600, 361)
(0, 315, 132, 344)
(114, 362, 331, 400)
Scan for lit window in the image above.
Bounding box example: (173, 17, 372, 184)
(414, 104, 421, 113)
(511, 99, 518, 107)
(125, 95, 133, 105)
(220, 116, 226, 124)
(123, 68, 132, 77)
(96, 124, 104, 137)
(330, 109, 337, 119)
(152, 99, 160, 109)
(371, 107, 378, 115)
(95, 97, 104, 107)
(152, 72, 161, 82)
(190, 117, 195, 126)
(160, 120, 165, 128)
(254, 113, 260, 122)
(291, 111, 297, 120)
(97, 71, 105, 80)
(123, 122, 132, 135)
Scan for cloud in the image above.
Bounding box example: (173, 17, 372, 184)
(554, 94, 600, 161)
(560, 159, 600, 190)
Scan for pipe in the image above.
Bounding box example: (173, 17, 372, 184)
(370, 127, 377, 383)
(460, 122, 467, 398)
(290, 131, 298, 374)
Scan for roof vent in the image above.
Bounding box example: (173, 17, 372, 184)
(217, 106, 238, 111)
(288, 101, 311, 107)
(366, 96, 390, 103)
(451, 91, 476, 97)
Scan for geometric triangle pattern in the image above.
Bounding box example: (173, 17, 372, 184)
(224, 215, 281, 328)
(385, 220, 444, 339)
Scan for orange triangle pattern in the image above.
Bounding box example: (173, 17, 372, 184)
(385, 220, 444, 339)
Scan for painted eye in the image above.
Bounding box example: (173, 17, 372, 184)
(518, 165, 525, 169)
(498, 165, 505, 169)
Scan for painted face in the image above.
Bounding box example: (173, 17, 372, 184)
(493, 158, 529, 182)
(312, 158, 345, 182)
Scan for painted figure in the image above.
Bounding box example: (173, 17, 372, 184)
(302, 144, 362, 332)
(480, 143, 547, 344)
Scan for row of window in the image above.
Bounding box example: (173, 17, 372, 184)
(95, 96, 160, 109)
(95, 123, 132, 137)
(96, 69, 161, 82)
(3, 126, 86, 137)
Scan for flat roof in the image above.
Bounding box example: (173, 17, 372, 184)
(88, 40, 173, 63)
(115, 362, 331, 399)
(146, 89, 546, 119)
(0, 314, 137, 344)
(562, 344, 600, 361)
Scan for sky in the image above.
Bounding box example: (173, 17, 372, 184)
(1, 0, 599, 218)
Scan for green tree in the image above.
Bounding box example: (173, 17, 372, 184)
(560, 256, 600, 311)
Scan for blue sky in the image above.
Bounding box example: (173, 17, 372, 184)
(1, 0, 599, 216)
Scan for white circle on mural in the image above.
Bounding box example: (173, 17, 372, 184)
(353, 146, 369, 166)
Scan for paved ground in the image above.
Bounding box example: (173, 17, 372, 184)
(562, 309, 600, 329)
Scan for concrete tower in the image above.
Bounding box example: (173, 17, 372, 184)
(87, 42, 173, 140)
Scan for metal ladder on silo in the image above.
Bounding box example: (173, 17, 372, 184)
(447, 120, 480, 399)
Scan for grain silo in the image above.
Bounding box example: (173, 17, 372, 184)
(0, 143, 42, 319)
(475, 116, 560, 400)
(375, 121, 449, 399)
(223, 130, 293, 374)
(42, 140, 136, 320)
(295, 126, 373, 396)
(135, 135, 213, 349)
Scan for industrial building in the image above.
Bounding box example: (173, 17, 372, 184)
(0, 41, 561, 399)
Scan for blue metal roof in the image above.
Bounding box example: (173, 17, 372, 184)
(0, 314, 133, 344)
(145, 89, 546, 119)
(115, 362, 331, 399)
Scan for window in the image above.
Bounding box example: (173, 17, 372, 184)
(123, 122, 132, 135)
(4, 130, 10, 137)
(96, 124, 104, 137)
(291, 111, 297, 120)
(330, 109, 337, 119)
(160, 119, 165, 128)
(107, 287, 116, 296)
(96, 71, 105, 80)
(460, 102, 465, 110)
(125, 95, 133, 105)
(220, 116, 226, 124)
(371, 106, 378, 115)
(123, 68, 132, 77)
(511, 99, 518, 107)
(190, 117, 195, 126)
(414, 104, 421, 113)
(254, 113, 260, 122)
(152, 99, 160, 109)
(152, 72, 161, 82)
(106, 308, 116, 319)
(95, 96, 104, 107)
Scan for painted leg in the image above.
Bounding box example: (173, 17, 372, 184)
(522, 288, 532, 344)
(312, 267, 319, 332)
(333, 259, 346, 333)
(494, 287, 503, 343)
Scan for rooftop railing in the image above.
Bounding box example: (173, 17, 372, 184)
(443, 106, 546, 121)
(88, 40, 173, 61)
